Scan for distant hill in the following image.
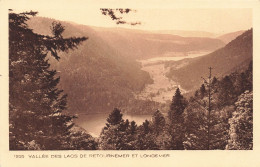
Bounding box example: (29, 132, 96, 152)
(217, 30, 245, 44)
(92, 27, 225, 59)
(92, 27, 218, 38)
(27, 17, 154, 114)
(150, 30, 218, 38)
(166, 29, 252, 91)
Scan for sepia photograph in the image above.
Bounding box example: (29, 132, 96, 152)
(1, 0, 260, 166)
(8, 7, 253, 150)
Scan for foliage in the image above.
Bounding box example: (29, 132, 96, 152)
(100, 8, 141, 25)
(67, 126, 98, 150)
(106, 108, 124, 126)
(183, 100, 208, 149)
(226, 91, 253, 150)
(99, 108, 138, 150)
(9, 10, 88, 150)
(167, 88, 187, 149)
(135, 120, 158, 150)
(182, 62, 252, 150)
(151, 110, 166, 136)
(95, 62, 252, 150)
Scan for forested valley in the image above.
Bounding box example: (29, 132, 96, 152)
(9, 11, 252, 150)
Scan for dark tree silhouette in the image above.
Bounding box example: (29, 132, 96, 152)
(200, 84, 206, 98)
(9, 10, 87, 150)
(100, 8, 141, 25)
(106, 108, 124, 127)
(167, 88, 187, 149)
(152, 110, 165, 136)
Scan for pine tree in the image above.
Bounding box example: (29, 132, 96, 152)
(167, 88, 187, 150)
(200, 84, 206, 98)
(183, 101, 208, 150)
(99, 108, 131, 150)
(169, 88, 187, 120)
(136, 120, 159, 150)
(245, 61, 253, 91)
(151, 110, 165, 136)
(129, 121, 137, 135)
(217, 76, 236, 106)
(105, 108, 124, 127)
(142, 119, 151, 134)
(226, 91, 253, 150)
(69, 129, 98, 150)
(9, 10, 87, 150)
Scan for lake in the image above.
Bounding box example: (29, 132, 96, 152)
(139, 51, 211, 66)
(74, 113, 152, 137)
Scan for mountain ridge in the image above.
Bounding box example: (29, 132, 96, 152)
(166, 29, 253, 91)
(92, 26, 225, 59)
(217, 30, 245, 44)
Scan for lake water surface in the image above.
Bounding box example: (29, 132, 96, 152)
(74, 113, 152, 137)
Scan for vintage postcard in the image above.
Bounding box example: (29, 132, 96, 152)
(0, 0, 260, 166)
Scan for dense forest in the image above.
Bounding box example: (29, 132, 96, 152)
(9, 11, 252, 150)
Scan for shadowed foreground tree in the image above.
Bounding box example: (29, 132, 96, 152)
(152, 110, 165, 136)
(167, 88, 187, 149)
(99, 108, 136, 150)
(135, 119, 158, 150)
(9, 10, 91, 150)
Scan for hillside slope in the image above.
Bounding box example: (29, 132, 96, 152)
(166, 29, 252, 91)
(27, 17, 153, 114)
(217, 30, 245, 44)
(150, 29, 217, 38)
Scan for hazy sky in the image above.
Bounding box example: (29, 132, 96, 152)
(11, 2, 252, 35)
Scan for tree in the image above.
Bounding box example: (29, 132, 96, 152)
(105, 108, 124, 127)
(169, 88, 187, 120)
(183, 87, 229, 150)
(183, 101, 208, 150)
(151, 110, 165, 136)
(183, 64, 252, 150)
(9, 10, 87, 150)
(226, 91, 253, 150)
(233, 61, 252, 96)
(69, 128, 98, 150)
(129, 121, 137, 135)
(135, 120, 159, 150)
(99, 108, 133, 150)
(245, 61, 253, 91)
(142, 119, 151, 134)
(217, 76, 236, 107)
(200, 84, 206, 98)
(100, 8, 141, 25)
(167, 88, 187, 149)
